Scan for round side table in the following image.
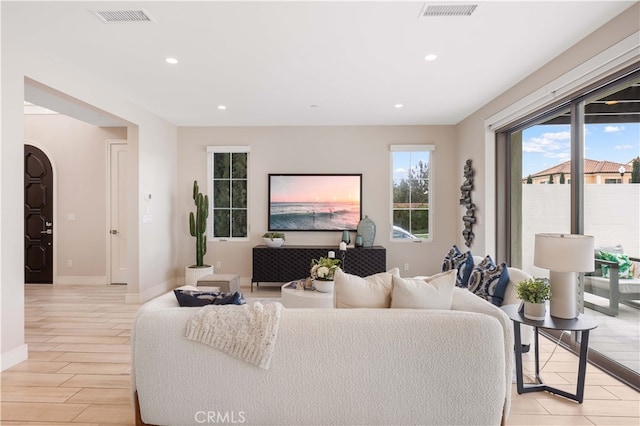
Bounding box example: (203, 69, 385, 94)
(501, 304, 598, 403)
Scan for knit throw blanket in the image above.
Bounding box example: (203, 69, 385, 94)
(185, 302, 283, 370)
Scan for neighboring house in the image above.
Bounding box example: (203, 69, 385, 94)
(524, 159, 634, 184)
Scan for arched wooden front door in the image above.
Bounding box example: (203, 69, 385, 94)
(24, 144, 54, 284)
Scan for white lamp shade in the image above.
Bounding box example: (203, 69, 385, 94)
(534, 233, 595, 272)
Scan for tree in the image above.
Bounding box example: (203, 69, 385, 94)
(632, 157, 640, 184)
(559, 172, 565, 184)
(548, 174, 554, 184)
(526, 175, 533, 184)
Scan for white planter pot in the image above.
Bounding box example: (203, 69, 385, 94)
(185, 265, 214, 286)
(263, 238, 284, 248)
(524, 301, 546, 321)
(313, 280, 334, 293)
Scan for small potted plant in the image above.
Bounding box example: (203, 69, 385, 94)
(516, 278, 551, 321)
(310, 256, 341, 293)
(262, 232, 285, 248)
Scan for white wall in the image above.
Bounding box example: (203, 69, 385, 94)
(1, 36, 178, 369)
(24, 115, 127, 283)
(177, 126, 459, 281)
(455, 4, 640, 260)
(520, 184, 640, 277)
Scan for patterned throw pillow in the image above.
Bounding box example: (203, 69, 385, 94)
(467, 255, 510, 306)
(442, 245, 474, 288)
(597, 251, 633, 279)
(174, 290, 246, 307)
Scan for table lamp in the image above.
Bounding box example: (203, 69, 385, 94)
(534, 233, 595, 319)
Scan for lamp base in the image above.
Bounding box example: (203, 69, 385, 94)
(549, 271, 578, 319)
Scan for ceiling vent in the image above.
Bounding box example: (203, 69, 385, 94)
(420, 4, 478, 17)
(93, 9, 156, 23)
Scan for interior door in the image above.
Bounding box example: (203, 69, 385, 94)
(24, 144, 54, 283)
(110, 142, 128, 284)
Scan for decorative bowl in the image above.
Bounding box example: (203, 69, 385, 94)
(264, 237, 284, 248)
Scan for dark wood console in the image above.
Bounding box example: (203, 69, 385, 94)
(252, 245, 386, 291)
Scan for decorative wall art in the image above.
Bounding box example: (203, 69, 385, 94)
(459, 159, 476, 247)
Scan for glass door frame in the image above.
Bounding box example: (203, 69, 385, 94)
(496, 65, 640, 391)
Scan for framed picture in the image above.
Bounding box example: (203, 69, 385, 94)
(268, 174, 362, 231)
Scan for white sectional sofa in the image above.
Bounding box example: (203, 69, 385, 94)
(132, 288, 513, 426)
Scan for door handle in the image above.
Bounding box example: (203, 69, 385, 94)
(46, 221, 53, 227)
(110, 229, 119, 235)
(40, 229, 52, 234)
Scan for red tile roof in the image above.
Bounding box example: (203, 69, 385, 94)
(529, 159, 631, 178)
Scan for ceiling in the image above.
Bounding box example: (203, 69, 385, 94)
(4, 1, 637, 127)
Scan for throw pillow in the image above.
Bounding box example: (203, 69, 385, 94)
(441, 245, 474, 287)
(174, 290, 245, 307)
(333, 268, 399, 308)
(467, 255, 510, 306)
(390, 270, 456, 309)
(597, 251, 633, 279)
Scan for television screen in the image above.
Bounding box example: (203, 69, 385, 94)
(268, 174, 362, 231)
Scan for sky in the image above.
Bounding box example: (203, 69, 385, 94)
(522, 122, 640, 178)
(270, 175, 361, 203)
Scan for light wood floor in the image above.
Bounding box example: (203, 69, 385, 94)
(1, 284, 639, 425)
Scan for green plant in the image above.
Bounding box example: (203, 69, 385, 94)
(516, 278, 551, 304)
(548, 174, 554, 184)
(559, 172, 565, 184)
(262, 232, 285, 241)
(526, 175, 533, 184)
(189, 180, 209, 267)
(631, 157, 640, 184)
(310, 256, 341, 281)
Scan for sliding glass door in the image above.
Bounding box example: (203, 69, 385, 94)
(503, 71, 640, 388)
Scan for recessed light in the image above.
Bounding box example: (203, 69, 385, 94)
(217, 105, 227, 110)
(604, 100, 618, 105)
(424, 54, 438, 61)
(165, 57, 178, 65)
(395, 104, 404, 109)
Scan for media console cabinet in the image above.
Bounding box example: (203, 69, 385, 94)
(252, 245, 386, 291)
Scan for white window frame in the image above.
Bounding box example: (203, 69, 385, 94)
(389, 144, 435, 243)
(207, 145, 250, 242)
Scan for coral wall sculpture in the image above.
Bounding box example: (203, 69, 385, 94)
(459, 159, 476, 247)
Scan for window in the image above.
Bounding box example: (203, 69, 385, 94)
(390, 145, 434, 241)
(207, 146, 249, 240)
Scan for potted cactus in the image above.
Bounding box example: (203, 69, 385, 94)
(185, 180, 213, 285)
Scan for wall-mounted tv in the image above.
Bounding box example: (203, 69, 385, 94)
(268, 174, 362, 231)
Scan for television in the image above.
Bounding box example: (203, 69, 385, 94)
(268, 174, 362, 231)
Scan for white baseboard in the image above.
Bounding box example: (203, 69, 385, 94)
(55, 276, 108, 285)
(1, 344, 28, 371)
(125, 278, 177, 304)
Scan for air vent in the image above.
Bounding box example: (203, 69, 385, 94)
(93, 9, 155, 23)
(420, 4, 478, 17)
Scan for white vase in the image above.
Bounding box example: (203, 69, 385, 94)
(524, 301, 546, 321)
(264, 238, 284, 248)
(313, 280, 334, 293)
(185, 265, 214, 286)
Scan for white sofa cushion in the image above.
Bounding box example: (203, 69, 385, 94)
(391, 270, 456, 309)
(333, 268, 399, 308)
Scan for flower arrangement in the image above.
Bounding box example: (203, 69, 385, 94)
(516, 278, 551, 304)
(310, 256, 341, 281)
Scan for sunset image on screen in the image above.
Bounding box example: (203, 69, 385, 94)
(269, 175, 361, 231)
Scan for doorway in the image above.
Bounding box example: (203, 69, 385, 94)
(24, 144, 54, 283)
